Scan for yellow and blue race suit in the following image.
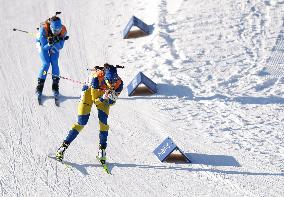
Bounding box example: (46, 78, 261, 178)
(63, 70, 123, 149)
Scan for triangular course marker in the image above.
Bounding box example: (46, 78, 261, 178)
(123, 16, 151, 39)
(153, 137, 191, 163)
(127, 72, 157, 96)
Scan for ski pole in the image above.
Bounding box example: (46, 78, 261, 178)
(87, 65, 125, 71)
(13, 28, 70, 41)
(43, 71, 86, 85)
(12, 28, 37, 37)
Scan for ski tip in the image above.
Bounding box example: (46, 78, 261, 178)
(48, 155, 59, 160)
(47, 154, 71, 169)
(96, 156, 112, 174)
(48, 155, 65, 164)
(36, 93, 43, 105)
(54, 95, 60, 106)
(103, 166, 111, 174)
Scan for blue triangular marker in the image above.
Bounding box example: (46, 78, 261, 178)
(153, 137, 191, 163)
(123, 16, 151, 39)
(127, 72, 157, 96)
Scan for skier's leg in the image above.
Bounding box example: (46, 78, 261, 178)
(37, 50, 51, 94)
(50, 52, 60, 76)
(50, 52, 60, 95)
(66, 86, 93, 144)
(96, 103, 110, 162)
(56, 86, 93, 160)
(36, 78, 45, 95)
(52, 76, 60, 96)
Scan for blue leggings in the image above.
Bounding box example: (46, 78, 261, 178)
(38, 50, 60, 79)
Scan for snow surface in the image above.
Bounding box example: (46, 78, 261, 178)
(0, 0, 284, 196)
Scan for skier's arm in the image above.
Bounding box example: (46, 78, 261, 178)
(53, 31, 67, 50)
(108, 81, 123, 106)
(89, 76, 106, 106)
(95, 80, 123, 106)
(36, 27, 52, 51)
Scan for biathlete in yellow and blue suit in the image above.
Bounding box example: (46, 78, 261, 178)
(56, 63, 123, 163)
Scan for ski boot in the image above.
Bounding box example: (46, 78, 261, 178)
(56, 142, 69, 161)
(52, 76, 60, 106)
(36, 78, 45, 105)
(52, 76, 60, 93)
(97, 148, 107, 164)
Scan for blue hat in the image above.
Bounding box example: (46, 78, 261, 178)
(50, 17, 62, 35)
(104, 65, 119, 84)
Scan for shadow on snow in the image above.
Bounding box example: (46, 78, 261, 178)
(120, 83, 284, 105)
(63, 154, 283, 177)
(40, 94, 79, 104)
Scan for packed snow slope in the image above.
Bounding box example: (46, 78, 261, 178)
(0, 0, 284, 196)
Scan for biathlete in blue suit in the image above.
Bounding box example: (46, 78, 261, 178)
(35, 16, 67, 97)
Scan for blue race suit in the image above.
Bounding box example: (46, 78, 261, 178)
(36, 25, 67, 79)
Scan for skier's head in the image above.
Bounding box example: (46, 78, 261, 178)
(50, 16, 62, 35)
(104, 63, 119, 88)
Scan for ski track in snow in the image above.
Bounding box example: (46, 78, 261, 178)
(0, 0, 284, 196)
(124, 0, 284, 196)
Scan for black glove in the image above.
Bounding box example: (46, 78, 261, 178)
(53, 36, 61, 43)
(47, 36, 54, 45)
(47, 36, 61, 45)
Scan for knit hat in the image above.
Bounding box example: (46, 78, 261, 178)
(50, 17, 62, 35)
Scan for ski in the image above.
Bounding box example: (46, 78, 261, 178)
(55, 97, 60, 107)
(38, 96, 42, 105)
(48, 155, 70, 168)
(96, 156, 111, 174)
(37, 93, 43, 105)
(54, 92, 60, 107)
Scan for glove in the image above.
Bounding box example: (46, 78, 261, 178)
(53, 36, 61, 43)
(47, 36, 54, 45)
(102, 91, 110, 100)
(108, 90, 118, 102)
(102, 90, 118, 101)
(97, 92, 109, 107)
(47, 36, 61, 45)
